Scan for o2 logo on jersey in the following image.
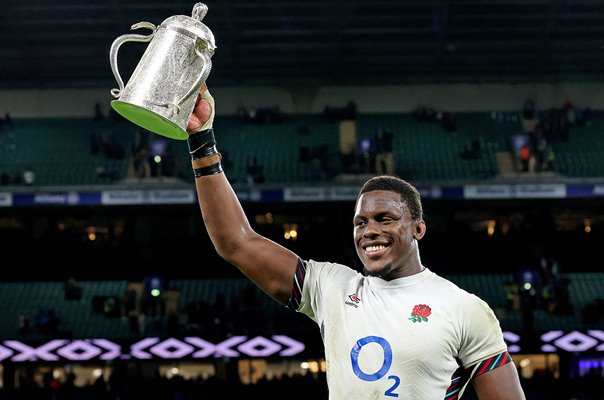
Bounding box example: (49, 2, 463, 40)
(350, 336, 400, 397)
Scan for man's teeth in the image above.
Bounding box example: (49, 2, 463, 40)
(365, 245, 386, 253)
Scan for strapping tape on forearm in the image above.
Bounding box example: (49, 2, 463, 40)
(193, 162, 223, 178)
(192, 152, 222, 178)
(192, 153, 222, 169)
(188, 128, 216, 159)
(187, 128, 222, 178)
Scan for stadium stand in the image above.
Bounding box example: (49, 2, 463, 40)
(3, 112, 602, 187)
(0, 273, 602, 340)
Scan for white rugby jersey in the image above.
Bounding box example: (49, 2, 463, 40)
(296, 260, 507, 399)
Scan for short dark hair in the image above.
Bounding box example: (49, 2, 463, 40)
(358, 176, 423, 221)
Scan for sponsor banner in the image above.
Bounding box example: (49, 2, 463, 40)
(260, 189, 284, 202)
(147, 190, 195, 204)
(102, 190, 196, 205)
(0, 192, 12, 207)
(592, 184, 604, 196)
(327, 187, 361, 201)
(234, 189, 262, 202)
(284, 187, 328, 202)
(12, 192, 86, 206)
(465, 185, 513, 199)
(284, 187, 360, 202)
(438, 186, 464, 199)
(3, 183, 604, 207)
(38, 192, 81, 205)
(465, 184, 566, 199)
(501, 330, 604, 353)
(0, 335, 306, 362)
(0, 330, 600, 362)
(101, 191, 145, 205)
(566, 184, 596, 198)
(515, 184, 566, 198)
(73, 191, 102, 206)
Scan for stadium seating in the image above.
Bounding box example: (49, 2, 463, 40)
(552, 119, 604, 177)
(2, 112, 604, 186)
(0, 272, 601, 339)
(0, 118, 133, 186)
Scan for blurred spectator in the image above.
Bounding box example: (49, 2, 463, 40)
(96, 165, 119, 182)
(460, 139, 481, 160)
(542, 108, 569, 142)
(101, 130, 125, 160)
(0, 172, 10, 185)
(18, 313, 30, 335)
(104, 296, 121, 318)
(310, 145, 329, 182)
(503, 280, 520, 310)
(122, 287, 138, 315)
(36, 308, 60, 334)
(374, 129, 394, 175)
(442, 111, 457, 134)
(0, 112, 13, 135)
(520, 144, 530, 172)
(357, 136, 376, 174)
(562, 100, 575, 125)
(23, 169, 35, 186)
(94, 102, 104, 122)
(521, 99, 538, 133)
(132, 128, 151, 156)
(532, 127, 548, 172)
(412, 105, 438, 122)
(246, 155, 265, 185)
(543, 147, 555, 171)
(132, 149, 151, 179)
(5, 113, 12, 130)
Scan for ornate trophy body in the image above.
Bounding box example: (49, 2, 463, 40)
(109, 3, 216, 140)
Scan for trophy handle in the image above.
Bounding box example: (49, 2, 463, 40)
(173, 40, 212, 108)
(109, 22, 157, 98)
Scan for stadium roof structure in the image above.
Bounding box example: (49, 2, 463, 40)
(2, 0, 604, 89)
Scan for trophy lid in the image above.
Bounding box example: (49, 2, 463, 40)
(161, 3, 216, 56)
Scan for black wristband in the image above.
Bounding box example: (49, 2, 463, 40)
(187, 128, 216, 159)
(193, 144, 219, 159)
(193, 162, 223, 178)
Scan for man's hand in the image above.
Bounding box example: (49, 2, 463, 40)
(187, 84, 215, 134)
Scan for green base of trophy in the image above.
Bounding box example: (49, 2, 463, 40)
(111, 100, 188, 141)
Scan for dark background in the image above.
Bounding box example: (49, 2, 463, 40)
(2, 0, 604, 90)
(1, 196, 601, 281)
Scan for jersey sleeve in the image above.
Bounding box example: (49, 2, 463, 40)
(457, 294, 508, 369)
(287, 258, 352, 324)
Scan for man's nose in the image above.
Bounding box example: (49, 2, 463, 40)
(363, 220, 380, 237)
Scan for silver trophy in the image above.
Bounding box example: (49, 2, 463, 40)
(109, 3, 216, 140)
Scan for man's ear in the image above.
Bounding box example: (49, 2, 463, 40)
(413, 220, 426, 240)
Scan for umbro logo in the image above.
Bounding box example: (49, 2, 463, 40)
(345, 293, 361, 308)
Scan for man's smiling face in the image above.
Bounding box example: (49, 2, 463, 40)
(353, 190, 425, 280)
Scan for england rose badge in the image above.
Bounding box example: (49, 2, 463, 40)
(408, 304, 431, 323)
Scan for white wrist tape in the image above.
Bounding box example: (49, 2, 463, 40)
(200, 88, 215, 131)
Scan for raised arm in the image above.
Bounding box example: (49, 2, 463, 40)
(186, 86, 298, 304)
